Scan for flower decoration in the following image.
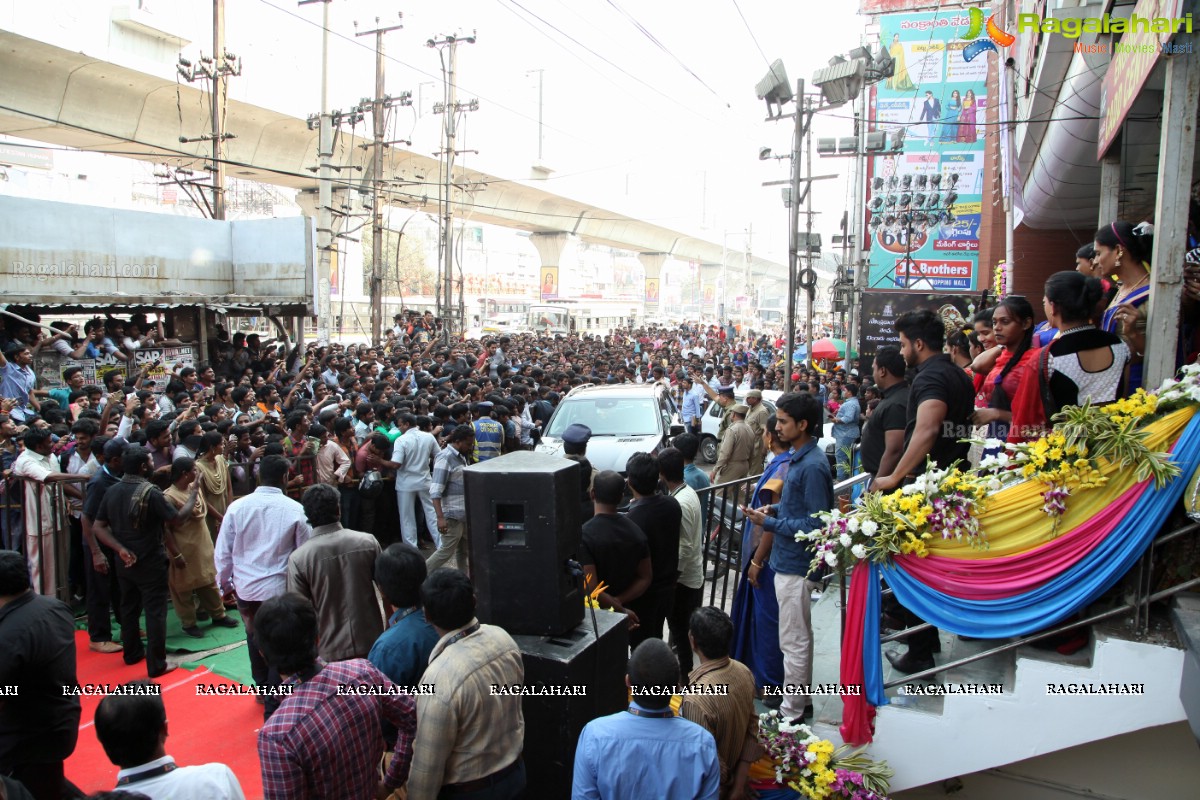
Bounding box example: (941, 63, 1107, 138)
(756, 710, 892, 799)
(803, 460, 992, 569)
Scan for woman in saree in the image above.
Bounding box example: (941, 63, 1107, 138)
(885, 33, 916, 91)
(730, 415, 790, 697)
(195, 431, 232, 542)
(956, 89, 978, 143)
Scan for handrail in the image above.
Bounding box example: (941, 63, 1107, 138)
(871, 520, 1200, 689)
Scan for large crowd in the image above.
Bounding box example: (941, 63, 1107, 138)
(0, 217, 1196, 800)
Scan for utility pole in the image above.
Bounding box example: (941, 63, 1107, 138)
(176, 0, 240, 220)
(429, 33, 478, 342)
(211, 0, 226, 220)
(785, 79, 805, 393)
(356, 15, 405, 346)
(299, 0, 334, 343)
(803, 93, 815, 361)
(846, 86, 868, 373)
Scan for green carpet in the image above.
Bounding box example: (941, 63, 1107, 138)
(183, 644, 255, 687)
(75, 606, 245, 653)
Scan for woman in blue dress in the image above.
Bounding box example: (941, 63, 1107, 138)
(940, 90, 961, 142)
(730, 415, 790, 694)
(1095, 220, 1152, 393)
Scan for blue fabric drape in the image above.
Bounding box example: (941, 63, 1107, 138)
(862, 412, 1200, 708)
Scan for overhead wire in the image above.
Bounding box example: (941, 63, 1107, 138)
(254, 0, 607, 150)
(600, 0, 729, 105)
(729, 0, 772, 69)
(498, 0, 728, 124)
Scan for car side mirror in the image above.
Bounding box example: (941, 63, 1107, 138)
(669, 424, 685, 437)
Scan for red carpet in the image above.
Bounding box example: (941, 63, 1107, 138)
(65, 631, 265, 799)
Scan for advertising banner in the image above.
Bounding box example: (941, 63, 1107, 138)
(32, 352, 123, 391)
(133, 346, 200, 391)
(858, 291, 976, 372)
(540, 266, 559, 300)
(866, 8, 990, 292)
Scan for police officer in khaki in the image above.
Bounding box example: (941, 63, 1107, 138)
(743, 389, 770, 469)
(712, 403, 755, 485)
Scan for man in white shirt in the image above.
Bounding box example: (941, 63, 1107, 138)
(659, 447, 705, 676)
(95, 682, 246, 800)
(386, 414, 440, 550)
(214, 455, 311, 716)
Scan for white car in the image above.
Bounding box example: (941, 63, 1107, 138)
(698, 389, 834, 464)
(536, 382, 683, 474)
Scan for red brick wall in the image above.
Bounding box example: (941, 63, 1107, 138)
(977, 54, 1007, 298)
(1011, 227, 1089, 320)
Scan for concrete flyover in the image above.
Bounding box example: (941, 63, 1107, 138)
(0, 29, 785, 284)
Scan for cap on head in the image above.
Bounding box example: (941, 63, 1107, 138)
(745, 389, 763, 400)
(731, 403, 750, 415)
(561, 423, 592, 446)
(718, 387, 735, 397)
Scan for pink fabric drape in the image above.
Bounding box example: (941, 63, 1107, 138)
(893, 481, 1147, 600)
(839, 563, 875, 745)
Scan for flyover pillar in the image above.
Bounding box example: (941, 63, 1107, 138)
(530, 232, 575, 300)
(637, 252, 668, 319)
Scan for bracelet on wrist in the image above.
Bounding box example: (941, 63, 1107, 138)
(751, 559, 763, 569)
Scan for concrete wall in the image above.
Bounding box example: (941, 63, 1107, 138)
(895, 721, 1200, 800)
(1012, 226, 1088, 323)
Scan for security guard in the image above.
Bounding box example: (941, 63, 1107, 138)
(471, 401, 505, 462)
(712, 403, 755, 486)
(561, 423, 597, 522)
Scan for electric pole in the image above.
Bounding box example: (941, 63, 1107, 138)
(786, 79, 805, 393)
(176, 0, 240, 220)
(429, 33, 478, 342)
(356, 14, 405, 346)
(299, 0, 334, 343)
(846, 86, 868, 373)
(211, 0, 226, 219)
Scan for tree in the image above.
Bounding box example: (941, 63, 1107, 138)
(361, 229, 435, 297)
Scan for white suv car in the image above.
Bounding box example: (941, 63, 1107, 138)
(536, 383, 682, 473)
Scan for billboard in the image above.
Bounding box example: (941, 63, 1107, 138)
(858, 291, 976, 373)
(866, 8, 990, 292)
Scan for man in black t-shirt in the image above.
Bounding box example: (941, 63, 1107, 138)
(91, 447, 201, 678)
(580, 470, 651, 631)
(858, 346, 910, 480)
(623, 453, 681, 649)
(873, 311, 974, 493)
(871, 310, 973, 675)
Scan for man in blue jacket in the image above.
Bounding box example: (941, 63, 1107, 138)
(742, 392, 833, 725)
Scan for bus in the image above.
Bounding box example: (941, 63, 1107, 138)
(476, 296, 531, 335)
(527, 303, 573, 337)
(526, 300, 641, 338)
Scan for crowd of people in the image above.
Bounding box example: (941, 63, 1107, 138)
(0, 217, 1194, 799)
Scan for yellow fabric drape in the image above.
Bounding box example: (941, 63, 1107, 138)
(927, 407, 1195, 559)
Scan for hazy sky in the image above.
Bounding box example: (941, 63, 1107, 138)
(219, 0, 869, 264)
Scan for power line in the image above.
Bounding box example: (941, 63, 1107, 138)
(497, 0, 727, 124)
(601, 0, 729, 105)
(255, 0, 604, 150)
(729, 0, 772, 69)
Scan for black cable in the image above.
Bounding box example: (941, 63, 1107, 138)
(729, 0, 773, 69)
(602, 0, 728, 104)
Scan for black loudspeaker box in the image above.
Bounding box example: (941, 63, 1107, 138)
(513, 609, 629, 799)
(464, 450, 584, 636)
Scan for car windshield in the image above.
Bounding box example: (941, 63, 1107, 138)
(546, 397, 660, 437)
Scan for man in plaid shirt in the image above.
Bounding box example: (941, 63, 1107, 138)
(255, 593, 416, 800)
